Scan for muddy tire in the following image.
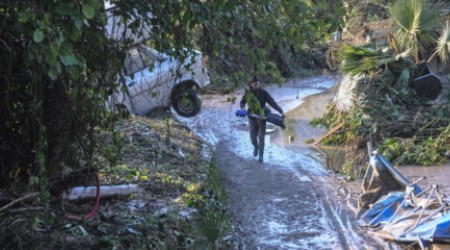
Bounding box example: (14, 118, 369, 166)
(172, 89, 201, 117)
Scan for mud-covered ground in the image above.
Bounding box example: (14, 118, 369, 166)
(177, 76, 398, 249)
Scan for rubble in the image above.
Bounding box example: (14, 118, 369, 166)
(357, 150, 450, 249)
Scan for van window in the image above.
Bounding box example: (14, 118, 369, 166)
(124, 48, 155, 75)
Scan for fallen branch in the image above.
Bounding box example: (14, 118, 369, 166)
(312, 122, 345, 146)
(0, 192, 39, 213)
(9, 207, 44, 213)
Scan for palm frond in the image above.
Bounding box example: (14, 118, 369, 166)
(388, 0, 443, 61)
(395, 68, 412, 90)
(395, 49, 412, 61)
(192, 210, 229, 249)
(435, 22, 450, 63)
(339, 44, 394, 76)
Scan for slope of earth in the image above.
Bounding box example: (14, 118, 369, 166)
(0, 115, 232, 249)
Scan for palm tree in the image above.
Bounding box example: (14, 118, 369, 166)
(387, 0, 444, 64)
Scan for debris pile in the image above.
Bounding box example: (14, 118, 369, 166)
(358, 151, 450, 249)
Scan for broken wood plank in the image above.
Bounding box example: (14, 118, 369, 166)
(312, 122, 345, 146)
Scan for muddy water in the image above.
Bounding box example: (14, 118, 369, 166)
(176, 76, 390, 249)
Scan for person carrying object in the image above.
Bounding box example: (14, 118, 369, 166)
(240, 76, 284, 163)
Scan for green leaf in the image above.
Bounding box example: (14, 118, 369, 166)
(43, 13, 51, 25)
(48, 67, 58, 80)
(48, 212, 57, 224)
(56, 4, 74, 15)
(18, 10, 32, 23)
(82, 4, 95, 19)
(55, 62, 62, 73)
(38, 152, 45, 167)
(73, 14, 83, 29)
(65, 23, 81, 42)
(33, 30, 45, 43)
(45, 45, 59, 65)
(64, 223, 74, 229)
(29, 176, 39, 186)
(78, 225, 89, 236)
(60, 53, 80, 66)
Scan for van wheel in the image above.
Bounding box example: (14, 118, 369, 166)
(172, 89, 201, 117)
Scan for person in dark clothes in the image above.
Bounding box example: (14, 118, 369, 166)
(240, 76, 284, 163)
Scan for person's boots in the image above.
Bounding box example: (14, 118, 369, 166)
(258, 155, 263, 163)
(253, 146, 258, 157)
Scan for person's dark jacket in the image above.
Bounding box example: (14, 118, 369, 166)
(240, 87, 283, 116)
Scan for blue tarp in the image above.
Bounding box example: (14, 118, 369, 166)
(359, 152, 450, 248)
(361, 192, 404, 227)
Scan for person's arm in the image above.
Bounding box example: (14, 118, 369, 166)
(265, 91, 284, 116)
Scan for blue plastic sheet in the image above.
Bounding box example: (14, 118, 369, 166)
(359, 152, 450, 248)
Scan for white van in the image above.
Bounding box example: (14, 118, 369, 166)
(110, 44, 210, 117)
(104, 3, 210, 117)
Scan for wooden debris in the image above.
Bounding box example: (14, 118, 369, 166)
(0, 192, 39, 213)
(8, 207, 44, 213)
(312, 122, 345, 146)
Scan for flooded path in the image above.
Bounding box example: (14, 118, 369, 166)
(177, 76, 390, 249)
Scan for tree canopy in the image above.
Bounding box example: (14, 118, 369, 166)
(0, 0, 346, 194)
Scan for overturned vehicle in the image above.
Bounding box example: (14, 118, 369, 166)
(104, 3, 210, 117)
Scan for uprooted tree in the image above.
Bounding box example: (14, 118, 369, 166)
(314, 0, 450, 173)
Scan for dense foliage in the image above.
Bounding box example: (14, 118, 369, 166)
(0, 1, 124, 196)
(0, 0, 347, 193)
(198, 0, 346, 91)
(314, 0, 450, 168)
(316, 54, 450, 164)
